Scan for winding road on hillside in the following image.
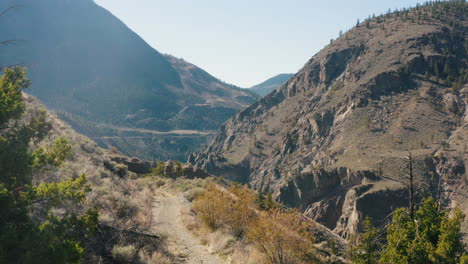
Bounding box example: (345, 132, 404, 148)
(151, 191, 224, 264)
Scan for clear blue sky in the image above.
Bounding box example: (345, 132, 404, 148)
(94, 0, 423, 87)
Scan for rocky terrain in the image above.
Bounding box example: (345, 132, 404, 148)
(191, 3, 468, 241)
(0, 0, 258, 161)
(250, 73, 294, 96)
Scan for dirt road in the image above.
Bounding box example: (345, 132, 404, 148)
(151, 191, 224, 264)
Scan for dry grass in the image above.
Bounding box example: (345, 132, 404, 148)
(91, 176, 160, 232)
(24, 95, 172, 262)
(181, 212, 267, 264)
(112, 245, 137, 263)
(187, 181, 323, 264)
(145, 251, 173, 264)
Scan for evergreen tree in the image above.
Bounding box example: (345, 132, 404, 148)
(435, 208, 466, 264)
(0, 67, 98, 264)
(264, 192, 276, 210)
(256, 191, 266, 210)
(348, 216, 381, 264)
(379, 197, 466, 264)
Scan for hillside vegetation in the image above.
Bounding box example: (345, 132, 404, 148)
(191, 0, 468, 245)
(0, 67, 181, 263)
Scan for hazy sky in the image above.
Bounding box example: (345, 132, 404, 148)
(94, 0, 423, 87)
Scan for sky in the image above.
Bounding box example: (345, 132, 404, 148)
(94, 0, 424, 87)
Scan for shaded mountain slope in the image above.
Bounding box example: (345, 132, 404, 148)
(250, 73, 294, 96)
(0, 0, 258, 161)
(191, 2, 468, 240)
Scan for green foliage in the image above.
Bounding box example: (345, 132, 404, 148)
(435, 208, 466, 264)
(22, 174, 90, 207)
(0, 67, 98, 263)
(0, 67, 30, 127)
(379, 197, 466, 264)
(257, 191, 277, 211)
(0, 178, 98, 264)
(32, 136, 72, 170)
(152, 161, 166, 176)
(348, 216, 381, 264)
(0, 71, 52, 187)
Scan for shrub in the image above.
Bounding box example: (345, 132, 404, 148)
(112, 245, 137, 263)
(127, 171, 138, 179)
(152, 161, 166, 176)
(184, 187, 205, 202)
(115, 163, 128, 177)
(246, 209, 318, 264)
(192, 181, 319, 263)
(115, 197, 138, 218)
(192, 183, 226, 229)
(155, 178, 166, 187)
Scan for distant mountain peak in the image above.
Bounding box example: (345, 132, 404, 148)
(249, 73, 294, 96)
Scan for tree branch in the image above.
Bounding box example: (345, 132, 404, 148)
(0, 5, 21, 18)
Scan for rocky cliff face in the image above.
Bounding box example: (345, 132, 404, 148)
(191, 3, 468, 240)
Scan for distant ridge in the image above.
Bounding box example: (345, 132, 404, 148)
(250, 73, 294, 96)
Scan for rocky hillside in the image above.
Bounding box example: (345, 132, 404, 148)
(191, 2, 468, 241)
(250, 73, 294, 96)
(0, 0, 258, 161)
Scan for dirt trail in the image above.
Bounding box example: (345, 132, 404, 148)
(151, 191, 224, 264)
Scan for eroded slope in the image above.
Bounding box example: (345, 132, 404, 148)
(191, 3, 468, 240)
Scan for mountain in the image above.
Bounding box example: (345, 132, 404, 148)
(250, 73, 294, 96)
(190, 2, 468, 241)
(0, 0, 258, 161)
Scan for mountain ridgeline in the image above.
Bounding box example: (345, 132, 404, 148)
(0, 0, 258, 161)
(250, 73, 294, 96)
(191, 1, 468, 241)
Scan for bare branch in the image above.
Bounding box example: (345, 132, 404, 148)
(0, 40, 18, 45)
(0, 5, 22, 18)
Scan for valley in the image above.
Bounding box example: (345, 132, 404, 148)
(0, 0, 467, 264)
(0, 0, 258, 161)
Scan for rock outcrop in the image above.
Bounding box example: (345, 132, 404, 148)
(109, 156, 156, 175)
(162, 160, 212, 179)
(191, 4, 468, 240)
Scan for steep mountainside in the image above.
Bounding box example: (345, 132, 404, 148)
(250, 73, 294, 96)
(191, 2, 468, 240)
(0, 0, 258, 161)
